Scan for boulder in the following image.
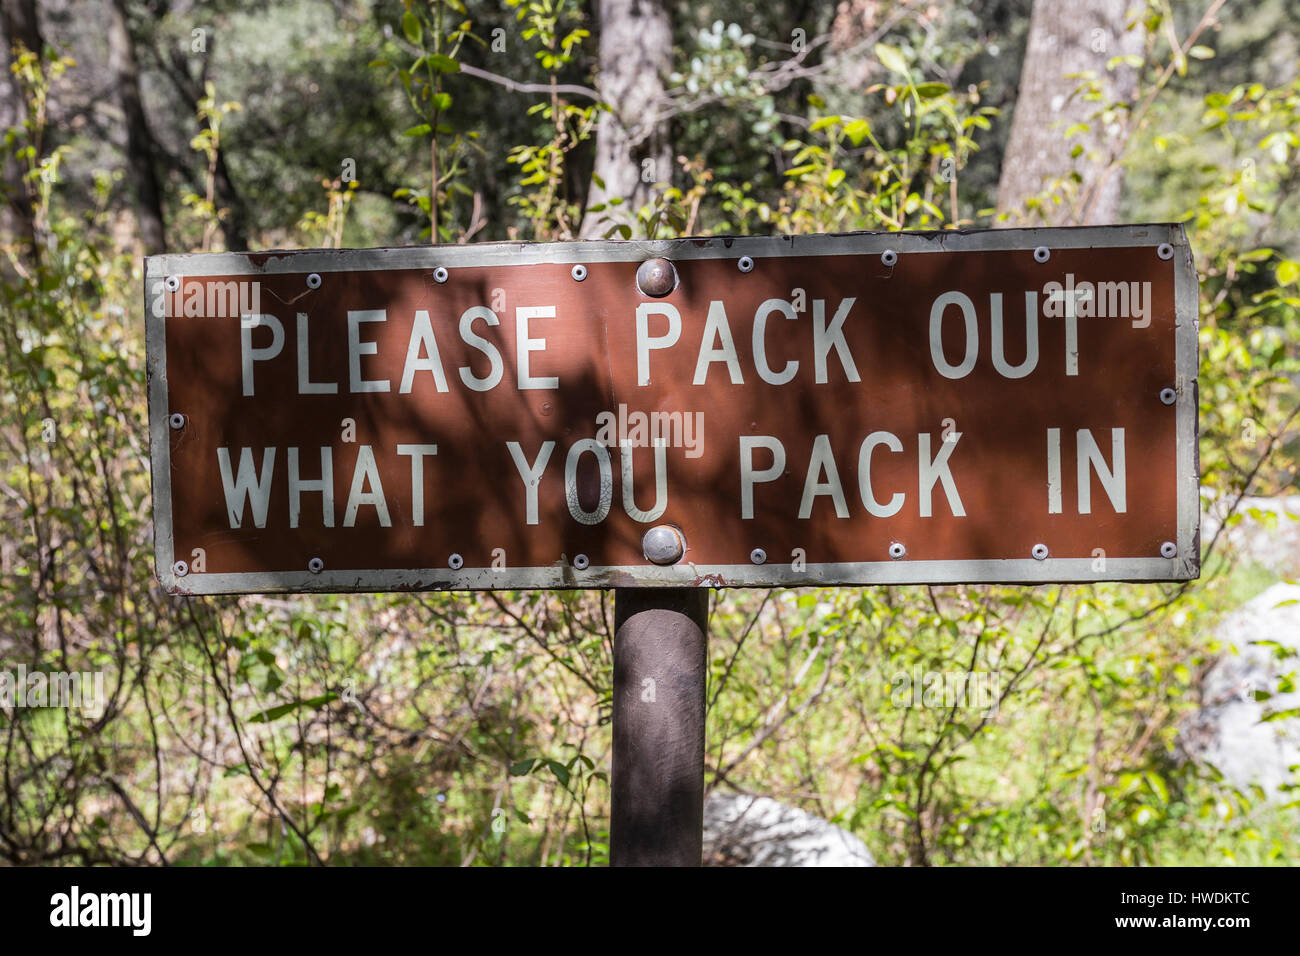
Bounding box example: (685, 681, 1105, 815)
(1201, 494, 1300, 578)
(702, 792, 874, 866)
(1180, 582, 1300, 795)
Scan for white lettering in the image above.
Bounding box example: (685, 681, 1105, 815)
(459, 306, 504, 391)
(740, 436, 785, 519)
(396, 443, 438, 526)
(636, 303, 682, 386)
(753, 298, 798, 385)
(347, 310, 389, 393)
(507, 441, 555, 525)
(240, 314, 284, 397)
(515, 305, 559, 389)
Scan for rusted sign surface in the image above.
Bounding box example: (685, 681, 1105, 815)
(145, 225, 1199, 593)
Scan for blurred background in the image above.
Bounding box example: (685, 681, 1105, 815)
(1, 0, 1298, 866)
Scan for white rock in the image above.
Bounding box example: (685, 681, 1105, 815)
(1180, 582, 1300, 794)
(1201, 494, 1300, 578)
(702, 793, 874, 867)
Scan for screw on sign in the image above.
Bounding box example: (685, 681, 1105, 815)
(144, 225, 1199, 865)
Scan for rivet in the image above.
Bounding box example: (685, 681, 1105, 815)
(889, 542, 906, 559)
(1157, 243, 1174, 260)
(636, 258, 677, 297)
(572, 553, 590, 570)
(1160, 541, 1177, 558)
(172, 560, 189, 577)
(642, 526, 685, 565)
(168, 412, 185, 430)
(1159, 387, 1177, 405)
(308, 557, 324, 573)
(164, 275, 181, 292)
(433, 266, 449, 284)
(306, 273, 322, 289)
(749, 547, 766, 565)
(1033, 246, 1050, 263)
(737, 256, 755, 273)
(1032, 543, 1049, 560)
(571, 264, 588, 282)
(448, 553, 464, 570)
(881, 249, 898, 267)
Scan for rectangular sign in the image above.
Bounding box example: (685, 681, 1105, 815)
(145, 224, 1199, 593)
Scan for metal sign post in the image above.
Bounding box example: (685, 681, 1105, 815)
(611, 588, 708, 866)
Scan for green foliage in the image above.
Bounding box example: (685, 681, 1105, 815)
(504, 0, 597, 240)
(1, 1, 1298, 868)
(373, 0, 480, 241)
(180, 84, 242, 250)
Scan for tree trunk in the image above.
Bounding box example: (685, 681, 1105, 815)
(211, 139, 248, 251)
(580, 0, 673, 239)
(106, 0, 166, 254)
(0, 0, 43, 263)
(996, 0, 1143, 225)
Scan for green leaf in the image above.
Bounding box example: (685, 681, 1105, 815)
(509, 758, 536, 775)
(428, 53, 460, 73)
(914, 82, 950, 99)
(1277, 260, 1300, 285)
(842, 118, 871, 147)
(403, 123, 432, 136)
(246, 842, 275, 859)
(546, 759, 571, 787)
(1107, 54, 1144, 70)
(875, 43, 909, 77)
(826, 168, 846, 189)
(247, 692, 338, 724)
(1145, 771, 1170, 804)
(401, 10, 422, 45)
(1262, 707, 1300, 723)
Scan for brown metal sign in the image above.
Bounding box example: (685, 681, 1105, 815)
(145, 225, 1199, 594)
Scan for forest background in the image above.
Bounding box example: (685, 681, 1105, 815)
(1, 0, 1298, 866)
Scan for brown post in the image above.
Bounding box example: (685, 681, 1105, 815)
(610, 588, 709, 866)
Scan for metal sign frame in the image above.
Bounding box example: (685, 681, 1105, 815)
(145, 224, 1199, 594)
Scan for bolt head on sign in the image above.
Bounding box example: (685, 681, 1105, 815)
(636, 257, 677, 298)
(642, 525, 686, 565)
(144, 225, 1199, 594)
